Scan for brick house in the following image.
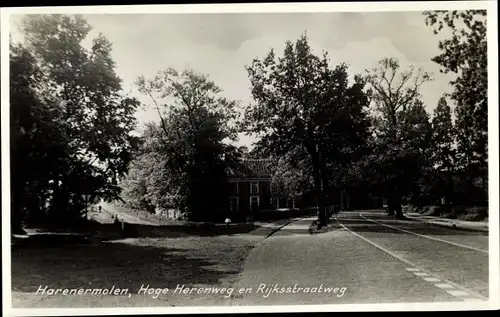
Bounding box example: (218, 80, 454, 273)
(227, 159, 274, 216)
(226, 158, 302, 217)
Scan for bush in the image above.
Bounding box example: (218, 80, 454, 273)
(459, 206, 488, 221)
(452, 205, 466, 215)
(417, 205, 442, 216)
(447, 206, 488, 221)
(464, 206, 488, 217)
(411, 205, 421, 213)
(403, 205, 413, 212)
(441, 211, 456, 219)
(428, 206, 443, 216)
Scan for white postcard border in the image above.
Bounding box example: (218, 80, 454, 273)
(1, 1, 498, 315)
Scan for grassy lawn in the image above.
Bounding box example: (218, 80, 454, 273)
(11, 233, 261, 308)
(10, 203, 299, 308)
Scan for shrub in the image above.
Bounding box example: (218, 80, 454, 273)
(464, 206, 488, 217)
(419, 206, 431, 214)
(441, 210, 456, 219)
(461, 206, 488, 221)
(452, 205, 466, 215)
(412, 205, 423, 213)
(428, 206, 443, 216)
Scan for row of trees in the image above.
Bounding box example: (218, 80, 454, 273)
(10, 10, 487, 229)
(245, 10, 488, 225)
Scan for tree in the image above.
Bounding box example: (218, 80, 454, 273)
(270, 147, 313, 207)
(119, 125, 161, 213)
(432, 97, 455, 172)
(244, 35, 371, 228)
(402, 100, 435, 206)
(10, 43, 69, 231)
(365, 58, 433, 217)
(424, 10, 488, 205)
(12, 14, 140, 227)
(430, 96, 456, 205)
(134, 68, 240, 221)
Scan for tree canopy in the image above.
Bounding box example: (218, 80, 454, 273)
(363, 58, 433, 216)
(424, 10, 488, 205)
(11, 14, 140, 229)
(11, 12, 489, 231)
(244, 35, 371, 227)
(121, 68, 242, 221)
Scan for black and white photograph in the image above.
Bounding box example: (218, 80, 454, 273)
(1, 1, 498, 314)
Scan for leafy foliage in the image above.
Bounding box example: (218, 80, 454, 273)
(11, 14, 140, 229)
(424, 10, 488, 202)
(270, 147, 313, 200)
(364, 58, 433, 216)
(124, 68, 241, 221)
(431, 97, 455, 173)
(244, 35, 371, 226)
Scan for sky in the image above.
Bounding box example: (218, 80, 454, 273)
(10, 11, 457, 148)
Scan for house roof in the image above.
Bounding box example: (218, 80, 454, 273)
(227, 158, 274, 179)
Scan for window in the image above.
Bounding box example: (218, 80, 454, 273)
(229, 197, 239, 213)
(270, 196, 279, 209)
(250, 182, 259, 194)
(230, 182, 239, 195)
(250, 196, 260, 209)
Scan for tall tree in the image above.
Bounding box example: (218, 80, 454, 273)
(424, 10, 488, 204)
(365, 58, 433, 217)
(431, 97, 456, 205)
(135, 68, 240, 221)
(432, 97, 455, 171)
(12, 14, 140, 227)
(10, 43, 69, 231)
(244, 35, 370, 228)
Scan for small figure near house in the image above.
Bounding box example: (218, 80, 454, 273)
(225, 217, 231, 228)
(98, 205, 102, 213)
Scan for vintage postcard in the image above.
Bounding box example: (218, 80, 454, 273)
(1, 1, 498, 315)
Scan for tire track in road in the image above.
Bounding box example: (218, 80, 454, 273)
(334, 216, 488, 302)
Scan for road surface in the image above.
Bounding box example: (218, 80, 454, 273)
(228, 210, 489, 305)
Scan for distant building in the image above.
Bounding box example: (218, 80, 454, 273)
(226, 159, 274, 216)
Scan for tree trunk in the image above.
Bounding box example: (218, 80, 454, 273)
(313, 170, 327, 228)
(393, 184, 404, 218)
(11, 206, 26, 235)
(311, 151, 327, 229)
(340, 190, 345, 211)
(445, 172, 454, 211)
(318, 151, 330, 227)
(346, 192, 351, 210)
(387, 194, 395, 216)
